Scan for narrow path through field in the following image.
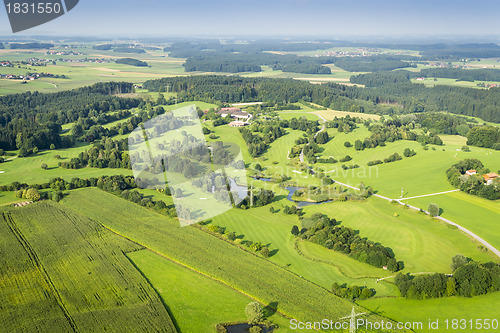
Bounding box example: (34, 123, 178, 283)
(329, 179, 500, 259)
(398, 189, 460, 201)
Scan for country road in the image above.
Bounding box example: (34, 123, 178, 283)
(331, 179, 500, 259)
(398, 189, 460, 201)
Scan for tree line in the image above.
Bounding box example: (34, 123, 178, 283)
(395, 255, 500, 299)
(293, 213, 404, 271)
(115, 58, 149, 67)
(143, 75, 500, 124)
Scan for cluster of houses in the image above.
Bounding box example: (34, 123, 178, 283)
(219, 108, 253, 127)
(204, 107, 253, 127)
(0, 72, 54, 81)
(45, 50, 83, 56)
(0, 61, 12, 67)
(321, 48, 381, 58)
(0, 74, 36, 80)
(19, 57, 110, 65)
(13, 201, 33, 208)
(465, 169, 499, 185)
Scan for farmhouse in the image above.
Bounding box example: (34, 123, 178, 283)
(465, 169, 477, 176)
(483, 173, 499, 185)
(217, 108, 252, 121)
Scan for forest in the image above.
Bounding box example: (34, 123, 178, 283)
(115, 58, 149, 67)
(8, 42, 54, 49)
(182, 52, 332, 74)
(352, 68, 500, 86)
(143, 75, 500, 122)
(0, 82, 140, 151)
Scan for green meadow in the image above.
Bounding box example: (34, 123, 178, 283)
(405, 191, 500, 250)
(128, 249, 299, 333)
(314, 128, 500, 199)
(359, 292, 500, 333)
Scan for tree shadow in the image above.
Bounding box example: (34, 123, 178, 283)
(269, 249, 279, 257)
(273, 194, 287, 201)
(439, 208, 444, 216)
(263, 301, 279, 318)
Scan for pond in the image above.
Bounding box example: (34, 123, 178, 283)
(252, 177, 331, 207)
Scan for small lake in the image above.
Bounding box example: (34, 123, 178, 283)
(252, 177, 331, 207)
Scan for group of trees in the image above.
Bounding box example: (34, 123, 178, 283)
(58, 137, 131, 170)
(236, 188, 275, 209)
(414, 112, 472, 136)
(395, 255, 500, 299)
(351, 68, 500, 87)
(115, 58, 149, 67)
(417, 68, 500, 82)
(4, 175, 177, 216)
(466, 126, 500, 150)
(9, 42, 53, 49)
(350, 71, 412, 87)
(14, 187, 41, 202)
(296, 213, 404, 271)
(446, 159, 500, 200)
(331, 283, 375, 301)
(0, 82, 140, 151)
(333, 55, 418, 72)
(326, 115, 358, 133)
(368, 149, 416, 166)
(240, 124, 285, 157)
(182, 51, 333, 74)
(360, 120, 443, 151)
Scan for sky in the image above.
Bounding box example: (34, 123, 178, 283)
(1, 0, 500, 38)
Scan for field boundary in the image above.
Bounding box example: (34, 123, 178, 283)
(3, 211, 80, 333)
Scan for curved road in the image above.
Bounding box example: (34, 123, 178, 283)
(331, 179, 500, 259)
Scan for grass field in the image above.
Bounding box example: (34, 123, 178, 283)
(314, 127, 500, 199)
(359, 292, 500, 333)
(60, 188, 404, 331)
(128, 250, 298, 332)
(405, 191, 500, 251)
(303, 198, 497, 273)
(0, 201, 177, 332)
(0, 142, 133, 185)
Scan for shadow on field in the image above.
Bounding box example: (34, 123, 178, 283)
(274, 194, 287, 201)
(269, 249, 279, 257)
(263, 301, 279, 317)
